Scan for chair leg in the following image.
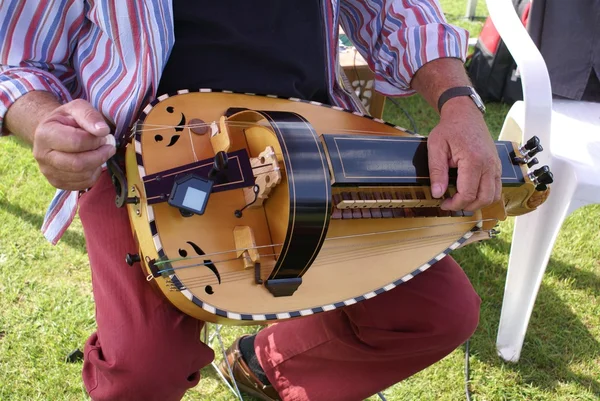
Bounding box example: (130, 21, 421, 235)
(496, 161, 582, 362)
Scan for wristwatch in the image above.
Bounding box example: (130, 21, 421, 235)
(437, 86, 486, 114)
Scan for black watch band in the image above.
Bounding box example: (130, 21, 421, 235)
(437, 86, 486, 114)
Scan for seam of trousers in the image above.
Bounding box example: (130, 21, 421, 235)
(86, 346, 100, 395)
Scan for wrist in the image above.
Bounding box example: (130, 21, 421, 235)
(437, 86, 486, 116)
(4, 91, 62, 144)
(439, 96, 485, 120)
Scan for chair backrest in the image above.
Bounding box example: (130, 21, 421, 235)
(486, 0, 553, 166)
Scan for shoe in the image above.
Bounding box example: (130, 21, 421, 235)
(218, 335, 281, 401)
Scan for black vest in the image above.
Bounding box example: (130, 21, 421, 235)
(157, 1, 330, 104)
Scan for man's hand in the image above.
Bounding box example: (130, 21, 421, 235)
(32, 99, 116, 190)
(409, 58, 502, 212)
(5, 92, 115, 191)
(427, 97, 502, 211)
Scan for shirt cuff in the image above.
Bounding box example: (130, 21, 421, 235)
(374, 23, 469, 97)
(0, 67, 72, 135)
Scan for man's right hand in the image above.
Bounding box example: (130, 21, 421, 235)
(31, 99, 116, 191)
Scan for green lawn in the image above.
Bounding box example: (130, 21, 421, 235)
(1, 2, 599, 400)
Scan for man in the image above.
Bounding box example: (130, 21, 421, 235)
(0, 1, 501, 400)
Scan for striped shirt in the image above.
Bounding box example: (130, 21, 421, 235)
(0, 0, 468, 245)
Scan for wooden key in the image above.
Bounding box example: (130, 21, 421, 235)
(380, 192, 394, 218)
(374, 192, 393, 218)
(341, 192, 353, 219)
(397, 191, 415, 218)
(358, 192, 372, 218)
(350, 192, 362, 219)
(421, 207, 439, 217)
(332, 194, 343, 219)
(415, 189, 426, 208)
(437, 207, 452, 217)
(391, 192, 405, 218)
(366, 192, 382, 218)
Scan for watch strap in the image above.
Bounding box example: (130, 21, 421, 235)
(437, 86, 485, 114)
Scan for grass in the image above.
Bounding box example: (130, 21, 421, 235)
(1, 1, 599, 400)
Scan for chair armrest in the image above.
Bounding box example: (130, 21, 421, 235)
(486, 0, 553, 162)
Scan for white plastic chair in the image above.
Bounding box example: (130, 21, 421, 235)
(487, 0, 600, 362)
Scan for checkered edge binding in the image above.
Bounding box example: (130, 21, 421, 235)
(132, 88, 481, 322)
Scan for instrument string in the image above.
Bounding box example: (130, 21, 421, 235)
(136, 120, 414, 138)
(166, 233, 458, 280)
(134, 118, 497, 289)
(152, 217, 495, 268)
(163, 228, 487, 290)
(153, 224, 496, 290)
(187, 127, 199, 162)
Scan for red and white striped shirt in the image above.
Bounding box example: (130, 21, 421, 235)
(0, 0, 468, 244)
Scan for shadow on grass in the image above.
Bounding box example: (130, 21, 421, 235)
(456, 238, 600, 396)
(0, 197, 86, 251)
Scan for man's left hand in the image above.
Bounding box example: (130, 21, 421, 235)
(427, 97, 502, 211)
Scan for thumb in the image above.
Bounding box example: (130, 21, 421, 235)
(65, 99, 112, 138)
(427, 135, 450, 199)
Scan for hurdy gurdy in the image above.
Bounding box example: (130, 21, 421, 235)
(108, 90, 552, 325)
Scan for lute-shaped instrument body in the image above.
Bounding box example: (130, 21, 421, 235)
(113, 91, 552, 325)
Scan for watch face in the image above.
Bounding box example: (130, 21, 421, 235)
(469, 90, 486, 113)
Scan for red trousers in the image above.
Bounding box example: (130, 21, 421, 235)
(79, 172, 481, 401)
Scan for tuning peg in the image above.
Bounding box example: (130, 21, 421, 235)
(537, 170, 554, 185)
(519, 136, 540, 154)
(526, 144, 543, 158)
(528, 165, 553, 191)
(529, 165, 550, 179)
(526, 157, 539, 168)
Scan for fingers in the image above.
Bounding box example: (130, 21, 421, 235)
(494, 176, 502, 204)
(64, 99, 111, 137)
(48, 167, 104, 191)
(462, 169, 497, 211)
(442, 163, 502, 212)
(39, 145, 115, 190)
(31, 99, 116, 191)
(45, 144, 116, 174)
(427, 135, 450, 199)
(37, 121, 115, 153)
(441, 160, 482, 211)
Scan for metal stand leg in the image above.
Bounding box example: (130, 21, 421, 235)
(203, 324, 391, 401)
(204, 324, 245, 401)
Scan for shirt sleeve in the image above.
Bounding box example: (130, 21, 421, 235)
(339, 0, 469, 96)
(0, 1, 85, 135)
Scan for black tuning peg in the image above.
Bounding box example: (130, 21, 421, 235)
(521, 136, 540, 152)
(537, 171, 554, 185)
(529, 165, 553, 191)
(530, 165, 550, 178)
(526, 144, 543, 158)
(527, 157, 539, 168)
